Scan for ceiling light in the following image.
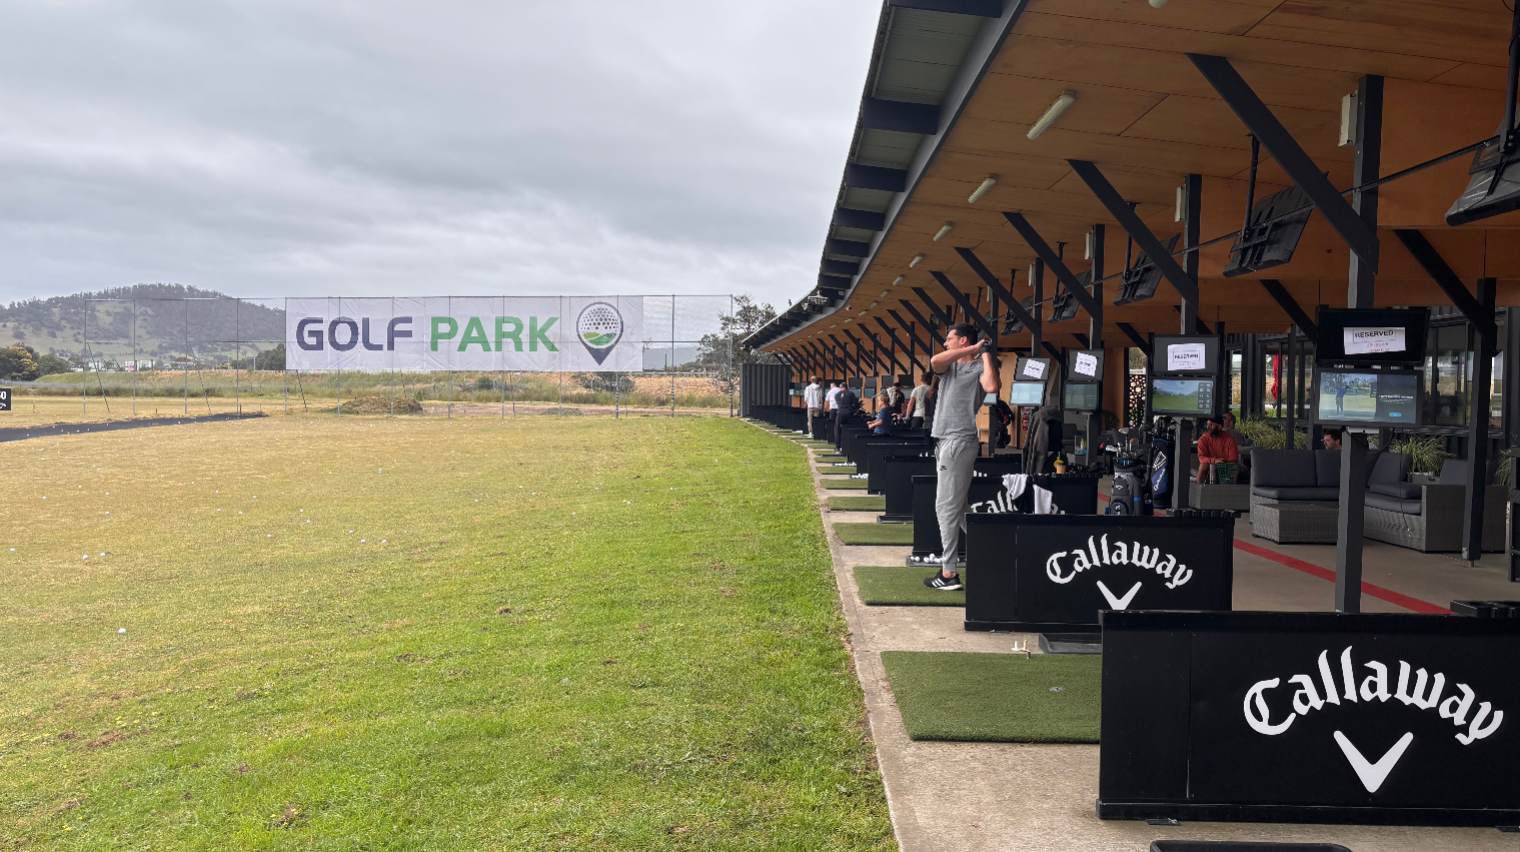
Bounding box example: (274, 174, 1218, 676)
(1084, 231, 1095, 260)
(869, 302, 879, 309)
(932, 222, 954, 242)
(1027, 90, 1076, 140)
(1149, 0, 1172, 6)
(1339, 92, 1358, 147)
(879, 290, 890, 298)
(890, 275, 904, 287)
(909, 254, 925, 268)
(1174, 185, 1186, 222)
(968, 176, 998, 204)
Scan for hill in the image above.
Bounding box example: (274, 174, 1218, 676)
(0, 284, 285, 362)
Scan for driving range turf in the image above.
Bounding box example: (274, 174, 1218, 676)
(0, 415, 893, 849)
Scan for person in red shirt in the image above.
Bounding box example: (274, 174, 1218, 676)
(1196, 416, 1240, 483)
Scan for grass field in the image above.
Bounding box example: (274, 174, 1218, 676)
(0, 416, 893, 849)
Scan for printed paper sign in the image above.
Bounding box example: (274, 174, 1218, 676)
(1022, 359, 1047, 380)
(1074, 352, 1099, 378)
(1344, 327, 1405, 355)
(285, 297, 644, 373)
(1167, 343, 1206, 372)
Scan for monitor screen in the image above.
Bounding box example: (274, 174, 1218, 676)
(1152, 335, 1220, 376)
(1016, 357, 1052, 382)
(1010, 382, 1045, 406)
(1064, 383, 1100, 411)
(1314, 308, 1429, 366)
(1066, 349, 1104, 383)
(1151, 378, 1216, 416)
(1317, 370, 1420, 425)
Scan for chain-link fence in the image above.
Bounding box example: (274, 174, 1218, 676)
(16, 295, 737, 419)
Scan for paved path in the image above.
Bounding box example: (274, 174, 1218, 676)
(753, 423, 1517, 852)
(0, 412, 266, 444)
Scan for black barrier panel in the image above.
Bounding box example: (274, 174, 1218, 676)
(839, 422, 871, 459)
(863, 438, 933, 493)
(810, 414, 830, 441)
(851, 436, 927, 472)
(965, 514, 1233, 633)
(909, 473, 1102, 562)
(1098, 611, 1520, 826)
(879, 454, 1022, 523)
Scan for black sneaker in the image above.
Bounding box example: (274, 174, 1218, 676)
(923, 571, 962, 591)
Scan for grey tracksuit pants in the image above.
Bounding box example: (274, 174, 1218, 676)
(933, 435, 979, 574)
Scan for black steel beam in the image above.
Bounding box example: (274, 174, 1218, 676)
(1066, 160, 1201, 306)
(834, 208, 885, 231)
(1073, 333, 1090, 348)
(1187, 53, 1378, 272)
(1172, 305, 1214, 336)
(1117, 322, 1151, 356)
(909, 289, 956, 329)
(885, 309, 933, 353)
(887, 0, 1003, 16)
(1181, 174, 1202, 334)
(843, 164, 907, 193)
(827, 334, 860, 377)
(1464, 278, 1498, 562)
(1349, 75, 1383, 308)
(926, 272, 998, 342)
(952, 246, 1041, 334)
(840, 328, 883, 374)
(1258, 279, 1320, 338)
(825, 238, 871, 258)
(1391, 230, 1498, 338)
(1001, 213, 1105, 318)
(1042, 342, 1067, 365)
(861, 97, 940, 135)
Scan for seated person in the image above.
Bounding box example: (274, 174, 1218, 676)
(1196, 415, 1240, 483)
(866, 393, 895, 434)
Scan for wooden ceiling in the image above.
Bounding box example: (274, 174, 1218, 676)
(770, 0, 1520, 360)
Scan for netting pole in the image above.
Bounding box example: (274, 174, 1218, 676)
(81, 302, 87, 415)
(131, 298, 138, 417)
(499, 366, 506, 419)
(296, 370, 308, 412)
(728, 295, 735, 418)
(284, 369, 289, 415)
(183, 300, 189, 415)
(511, 371, 516, 417)
(234, 298, 242, 415)
(446, 296, 453, 419)
(670, 294, 676, 418)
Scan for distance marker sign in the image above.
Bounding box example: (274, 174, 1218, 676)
(0, 388, 10, 411)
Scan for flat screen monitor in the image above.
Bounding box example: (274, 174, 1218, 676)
(1316, 370, 1421, 425)
(1016, 356, 1052, 383)
(1314, 308, 1429, 367)
(847, 378, 862, 389)
(1150, 378, 1216, 416)
(1152, 335, 1220, 376)
(1009, 382, 1045, 407)
(1066, 349, 1104, 383)
(1064, 383, 1099, 412)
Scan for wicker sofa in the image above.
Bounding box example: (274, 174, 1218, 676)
(1363, 458, 1506, 553)
(1249, 449, 1411, 543)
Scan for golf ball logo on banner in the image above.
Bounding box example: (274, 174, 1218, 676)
(284, 297, 644, 372)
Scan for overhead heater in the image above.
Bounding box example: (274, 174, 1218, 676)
(1447, 0, 1520, 224)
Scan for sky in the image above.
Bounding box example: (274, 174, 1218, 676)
(0, 0, 880, 308)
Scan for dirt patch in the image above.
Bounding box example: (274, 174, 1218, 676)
(342, 395, 423, 414)
(87, 730, 127, 749)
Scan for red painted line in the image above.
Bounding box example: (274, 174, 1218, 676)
(1230, 538, 1453, 615)
(1098, 492, 1110, 502)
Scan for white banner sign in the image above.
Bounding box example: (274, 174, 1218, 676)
(1074, 352, 1099, 378)
(285, 297, 645, 373)
(1167, 343, 1206, 372)
(1344, 326, 1405, 355)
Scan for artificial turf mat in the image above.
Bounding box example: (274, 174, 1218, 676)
(833, 523, 914, 545)
(853, 565, 965, 606)
(822, 479, 869, 490)
(828, 495, 886, 512)
(881, 652, 1101, 743)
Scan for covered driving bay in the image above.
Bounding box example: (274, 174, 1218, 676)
(744, 0, 1520, 847)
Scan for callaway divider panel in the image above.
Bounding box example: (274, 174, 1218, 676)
(1098, 611, 1520, 826)
(908, 472, 1101, 565)
(964, 514, 1234, 633)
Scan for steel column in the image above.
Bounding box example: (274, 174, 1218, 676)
(954, 247, 1041, 333)
(1002, 213, 1104, 318)
(1335, 432, 1369, 612)
(1349, 75, 1384, 308)
(1181, 174, 1202, 334)
(1464, 277, 1498, 561)
(1067, 160, 1201, 306)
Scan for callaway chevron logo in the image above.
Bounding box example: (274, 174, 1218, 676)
(1042, 534, 1194, 599)
(1244, 647, 1506, 793)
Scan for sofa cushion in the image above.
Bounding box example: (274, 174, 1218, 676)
(1439, 458, 1468, 485)
(1251, 450, 1318, 489)
(1369, 481, 1422, 500)
(1366, 492, 1422, 515)
(1315, 450, 1342, 488)
(1253, 486, 1342, 501)
(1367, 451, 1411, 486)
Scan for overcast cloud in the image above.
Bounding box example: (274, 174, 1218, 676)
(0, 0, 878, 306)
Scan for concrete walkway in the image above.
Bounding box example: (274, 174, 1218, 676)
(758, 424, 1517, 852)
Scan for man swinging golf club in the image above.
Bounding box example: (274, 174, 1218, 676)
(925, 322, 1000, 590)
